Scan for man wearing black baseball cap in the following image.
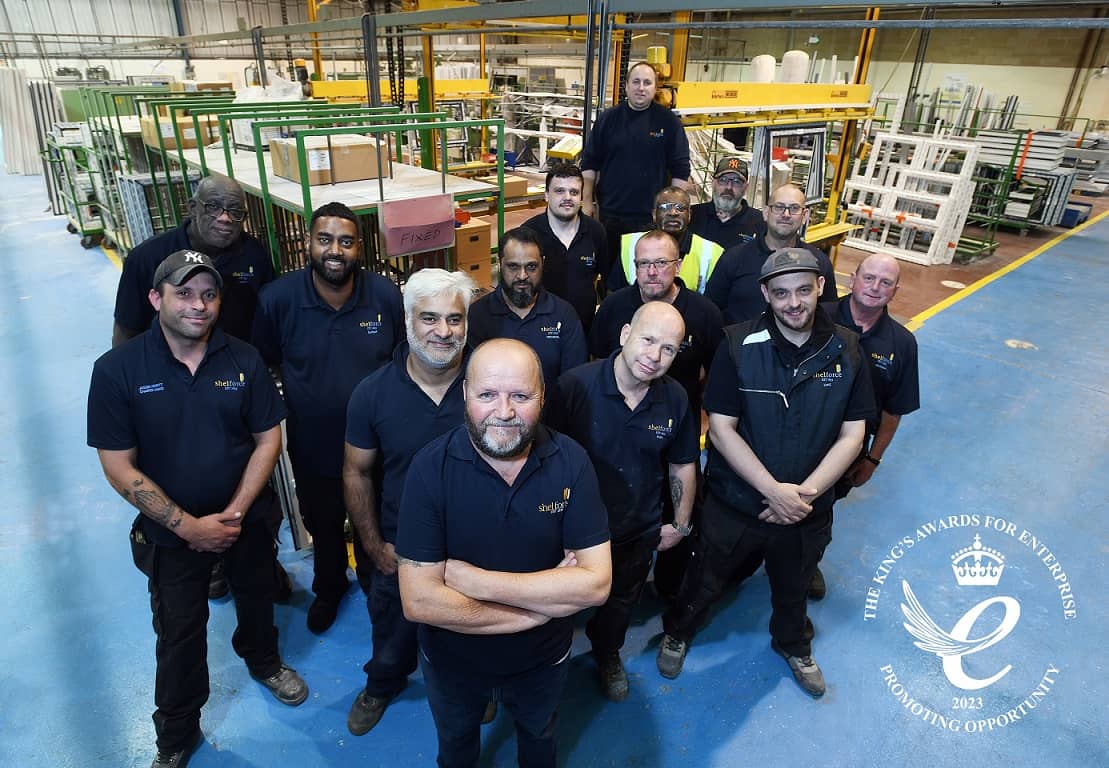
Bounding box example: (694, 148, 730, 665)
(689, 156, 764, 252)
(657, 247, 874, 699)
(88, 249, 309, 768)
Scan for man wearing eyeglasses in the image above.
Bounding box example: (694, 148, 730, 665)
(608, 186, 724, 295)
(688, 156, 765, 252)
(581, 62, 692, 271)
(113, 176, 275, 349)
(467, 227, 587, 386)
(590, 230, 723, 604)
(252, 202, 404, 635)
(704, 184, 838, 324)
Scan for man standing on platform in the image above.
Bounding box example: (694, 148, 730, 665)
(705, 184, 838, 324)
(522, 163, 609, 334)
(342, 268, 479, 735)
(467, 227, 587, 386)
(547, 302, 698, 702)
(809, 252, 919, 599)
(89, 250, 308, 768)
(657, 248, 874, 698)
(252, 202, 404, 634)
(608, 186, 724, 295)
(581, 61, 691, 266)
(397, 339, 612, 768)
(688, 156, 764, 252)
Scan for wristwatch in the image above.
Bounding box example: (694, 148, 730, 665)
(864, 453, 881, 466)
(672, 521, 693, 537)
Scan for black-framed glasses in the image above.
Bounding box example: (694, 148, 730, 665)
(634, 257, 680, 271)
(201, 202, 248, 222)
(656, 202, 690, 213)
(768, 203, 805, 216)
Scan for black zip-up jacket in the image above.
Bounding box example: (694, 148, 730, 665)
(704, 311, 874, 521)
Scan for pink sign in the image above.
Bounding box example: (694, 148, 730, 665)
(379, 194, 455, 257)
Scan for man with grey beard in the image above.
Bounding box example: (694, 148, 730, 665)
(396, 338, 612, 768)
(342, 268, 478, 735)
(688, 156, 764, 252)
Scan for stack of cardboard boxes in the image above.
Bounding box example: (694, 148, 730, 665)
(452, 217, 492, 289)
(268, 135, 393, 186)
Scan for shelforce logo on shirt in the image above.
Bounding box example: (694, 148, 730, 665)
(649, 128, 666, 139)
(648, 418, 674, 440)
(214, 372, 246, 391)
(538, 487, 571, 515)
(815, 363, 844, 387)
(360, 314, 383, 335)
(580, 251, 595, 267)
(540, 321, 562, 340)
(679, 334, 694, 353)
(871, 351, 894, 373)
(137, 382, 165, 395)
(230, 266, 255, 284)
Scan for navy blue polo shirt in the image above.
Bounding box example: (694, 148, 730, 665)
(395, 424, 609, 680)
(580, 101, 691, 219)
(345, 343, 469, 544)
(589, 280, 723, 417)
(113, 220, 275, 341)
(522, 211, 609, 332)
(704, 235, 838, 324)
(688, 200, 765, 251)
(548, 354, 699, 543)
(87, 320, 287, 547)
(828, 297, 920, 432)
(252, 268, 403, 477)
(467, 287, 587, 385)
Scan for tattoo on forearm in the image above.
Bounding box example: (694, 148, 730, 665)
(670, 476, 683, 509)
(133, 488, 178, 526)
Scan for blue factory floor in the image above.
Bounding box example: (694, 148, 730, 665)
(1, 166, 1106, 767)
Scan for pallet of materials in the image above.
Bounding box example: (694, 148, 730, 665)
(975, 130, 1068, 171)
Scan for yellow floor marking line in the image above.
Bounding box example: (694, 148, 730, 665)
(101, 245, 122, 271)
(906, 210, 1109, 332)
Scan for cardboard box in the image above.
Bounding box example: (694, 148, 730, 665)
(269, 135, 393, 186)
(170, 80, 233, 93)
(477, 174, 529, 199)
(140, 115, 216, 150)
(453, 217, 492, 288)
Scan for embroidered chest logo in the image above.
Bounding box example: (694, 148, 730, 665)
(815, 363, 844, 387)
(137, 382, 165, 395)
(360, 314, 383, 335)
(538, 487, 571, 514)
(649, 128, 666, 139)
(871, 351, 895, 374)
(678, 334, 694, 353)
(214, 372, 246, 392)
(540, 321, 563, 340)
(647, 418, 674, 441)
(230, 266, 255, 284)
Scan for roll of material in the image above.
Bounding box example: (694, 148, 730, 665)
(781, 50, 810, 83)
(750, 54, 776, 83)
(646, 46, 668, 65)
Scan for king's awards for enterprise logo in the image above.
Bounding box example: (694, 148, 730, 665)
(860, 514, 1078, 735)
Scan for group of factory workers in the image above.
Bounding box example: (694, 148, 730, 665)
(87, 59, 919, 768)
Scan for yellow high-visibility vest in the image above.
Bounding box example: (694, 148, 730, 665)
(619, 232, 724, 293)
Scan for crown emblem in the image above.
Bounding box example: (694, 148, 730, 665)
(950, 534, 1005, 586)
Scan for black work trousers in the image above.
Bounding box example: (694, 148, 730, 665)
(662, 491, 831, 657)
(363, 568, 418, 699)
(130, 513, 281, 753)
(291, 465, 372, 602)
(586, 529, 658, 656)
